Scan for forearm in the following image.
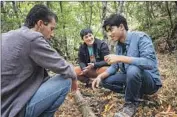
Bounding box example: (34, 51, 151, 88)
(118, 55, 155, 70)
(79, 62, 87, 70)
(131, 57, 155, 69)
(94, 61, 109, 68)
(116, 55, 133, 64)
(98, 71, 110, 80)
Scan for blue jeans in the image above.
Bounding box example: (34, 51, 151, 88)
(25, 74, 71, 117)
(102, 65, 160, 102)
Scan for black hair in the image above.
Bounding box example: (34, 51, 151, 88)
(103, 14, 128, 31)
(24, 4, 58, 28)
(80, 28, 93, 39)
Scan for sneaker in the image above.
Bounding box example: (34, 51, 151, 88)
(114, 102, 139, 117)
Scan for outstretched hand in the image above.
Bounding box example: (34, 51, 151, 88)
(79, 68, 89, 75)
(79, 63, 94, 75)
(87, 63, 94, 69)
(92, 76, 102, 91)
(84, 63, 94, 71)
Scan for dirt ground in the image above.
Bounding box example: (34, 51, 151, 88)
(55, 53, 177, 117)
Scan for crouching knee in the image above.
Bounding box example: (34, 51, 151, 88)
(53, 74, 72, 92)
(126, 65, 142, 82)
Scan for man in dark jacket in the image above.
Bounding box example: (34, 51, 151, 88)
(2, 4, 77, 117)
(75, 28, 110, 86)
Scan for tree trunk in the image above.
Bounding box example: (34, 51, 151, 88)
(169, 23, 177, 54)
(46, 1, 50, 8)
(164, 1, 174, 54)
(118, 1, 124, 14)
(108, 1, 124, 53)
(73, 90, 97, 117)
(1, 1, 6, 13)
(175, 1, 177, 8)
(96, 2, 101, 20)
(59, 2, 70, 59)
(146, 1, 152, 29)
(150, 1, 155, 18)
(82, 2, 88, 27)
(102, 1, 107, 22)
(89, 1, 93, 28)
(12, 1, 21, 28)
(165, 1, 173, 28)
(101, 1, 108, 41)
(114, 1, 118, 13)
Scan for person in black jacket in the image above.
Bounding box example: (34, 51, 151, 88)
(75, 28, 110, 86)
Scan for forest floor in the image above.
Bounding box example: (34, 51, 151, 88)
(54, 53, 177, 117)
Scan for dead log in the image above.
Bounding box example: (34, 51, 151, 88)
(73, 90, 97, 117)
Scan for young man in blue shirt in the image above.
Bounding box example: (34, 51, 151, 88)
(92, 14, 162, 117)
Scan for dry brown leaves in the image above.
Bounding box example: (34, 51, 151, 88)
(55, 53, 177, 117)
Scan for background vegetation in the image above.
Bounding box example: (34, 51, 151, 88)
(1, 1, 177, 60)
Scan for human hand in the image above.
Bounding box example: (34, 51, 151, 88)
(92, 75, 102, 91)
(79, 67, 89, 75)
(86, 63, 94, 70)
(104, 54, 119, 64)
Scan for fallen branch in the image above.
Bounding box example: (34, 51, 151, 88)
(73, 90, 97, 117)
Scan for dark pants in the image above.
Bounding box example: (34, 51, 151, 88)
(102, 65, 159, 102)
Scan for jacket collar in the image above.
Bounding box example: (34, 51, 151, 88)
(118, 31, 131, 46)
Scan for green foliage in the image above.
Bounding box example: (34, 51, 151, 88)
(125, 1, 177, 41)
(1, 1, 177, 60)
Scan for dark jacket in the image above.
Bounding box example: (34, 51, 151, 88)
(78, 38, 110, 70)
(1, 26, 76, 117)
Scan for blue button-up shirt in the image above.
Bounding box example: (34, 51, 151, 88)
(106, 31, 162, 86)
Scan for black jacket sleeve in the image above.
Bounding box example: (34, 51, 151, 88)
(78, 45, 87, 70)
(94, 41, 110, 68)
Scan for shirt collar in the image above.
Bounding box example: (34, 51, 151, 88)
(124, 31, 131, 45)
(118, 31, 131, 46)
